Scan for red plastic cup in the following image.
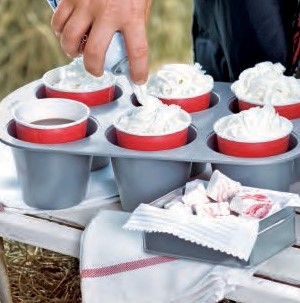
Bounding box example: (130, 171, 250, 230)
(215, 135, 291, 157)
(13, 98, 90, 144)
(213, 115, 293, 158)
(114, 111, 191, 151)
(42, 66, 116, 107)
(238, 99, 300, 120)
(157, 91, 211, 113)
(115, 128, 189, 151)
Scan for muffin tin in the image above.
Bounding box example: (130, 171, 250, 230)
(1, 76, 300, 209)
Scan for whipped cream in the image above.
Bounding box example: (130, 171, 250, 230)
(147, 63, 214, 98)
(46, 57, 115, 92)
(214, 106, 293, 142)
(114, 100, 191, 136)
(231, 62, 300, 105)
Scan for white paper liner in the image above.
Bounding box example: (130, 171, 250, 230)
(123, 203, 259, 261)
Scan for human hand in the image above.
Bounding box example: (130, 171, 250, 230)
(51, 0, 152, 84)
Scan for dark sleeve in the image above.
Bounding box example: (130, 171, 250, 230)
(193, 0, 298, 81)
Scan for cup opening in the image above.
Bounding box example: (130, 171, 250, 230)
(13, 99, 89, 129)
(105, 124, 198, 148)
(206, 131, 298, 156)
(35, 83, 123, 103)
(131, 91, 219, 112)
(7, 117, 98, 142)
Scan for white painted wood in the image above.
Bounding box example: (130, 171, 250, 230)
(296, 213, 300, 244)
(227, 276, 300, 303)
(255, 247, 300, 285)
(0, 212, 83, 258)
(0, 212, 299, 303)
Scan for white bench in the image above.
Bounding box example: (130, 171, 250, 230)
(0, 209, 300, 303)
(0, 142, 300, 303)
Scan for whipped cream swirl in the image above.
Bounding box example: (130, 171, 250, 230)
(46, 57, 115, 92)
(147, 63, 214, 98)
(231, 62, 300, 105)
(114, 99, 191, 136)
(214, 106, 293, 142)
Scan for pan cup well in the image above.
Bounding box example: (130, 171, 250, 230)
(6, 118, 100, 210)
(207, 132, 297, 192)
(105, 126, 197, 212)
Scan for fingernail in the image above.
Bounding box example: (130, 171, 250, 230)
(133, 79, 147, 85)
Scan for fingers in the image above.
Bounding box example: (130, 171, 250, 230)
(83, 22, 115, 76)
(51, 0, 74, 36)
(145, 0, 152, 21)
(50, 0, 151, 83)
(123, 21, 149, 84)
(60, 10, 92, 57)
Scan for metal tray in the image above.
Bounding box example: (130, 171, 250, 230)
(143, 186, 296, 268)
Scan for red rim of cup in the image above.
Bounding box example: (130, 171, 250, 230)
(42, 67, 116, 107)
(216, 134, 291, 158)
(114, 110, 192, 151)
(13, 98, 90, 144)
(115, 127, 190, 151)
(238, 99, 300, 120)
(157, 91, 211, 113)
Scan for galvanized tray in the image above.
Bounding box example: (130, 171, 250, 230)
(143, 186, 296, 268)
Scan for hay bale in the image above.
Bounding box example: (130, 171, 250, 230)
(4, 240, 81, 303)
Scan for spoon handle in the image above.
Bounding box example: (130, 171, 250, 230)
(45, 0, 58, 11)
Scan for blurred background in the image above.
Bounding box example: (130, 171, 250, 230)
(0, 0, 198, 302)
(0, 0, 193, 100)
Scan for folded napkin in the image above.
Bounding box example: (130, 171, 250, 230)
(124, 203, 259, 261)
(0, 143, 120, 225)
(80, 210, 254, 303)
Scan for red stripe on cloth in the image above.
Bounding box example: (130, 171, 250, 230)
(0, 203, 5, 212)
(81, 256, 176, 279)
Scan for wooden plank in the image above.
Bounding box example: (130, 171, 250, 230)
(0, 211, 82, 258)
(255, 247, 300, 286)
(227, 275, 300, 303)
